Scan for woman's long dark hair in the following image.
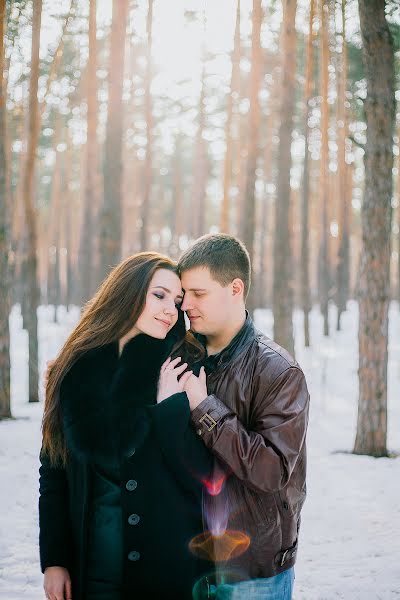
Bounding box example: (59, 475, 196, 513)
(42, 252, 203, 466)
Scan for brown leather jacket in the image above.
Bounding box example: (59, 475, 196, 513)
(191, 314, 309, 579)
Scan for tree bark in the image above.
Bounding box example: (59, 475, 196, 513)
(79, 0, 99, 303)
(318, 0, 330, 337)
(354, 0, 395, 457)
(272, 0, 297, 355)
(239, 0, 262, 314)
(191, 18, 208, 241)
(0, 0, 11, 419)
(99, 0, 128, 278)
(336, 0, 350, 331)
(21, 0, 42, 403)
(300, 0, 315, 348)
(140, 0, 153, 250)
(221, 0, 240, 233)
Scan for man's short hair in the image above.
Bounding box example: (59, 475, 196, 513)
(178, 233, 251, 300)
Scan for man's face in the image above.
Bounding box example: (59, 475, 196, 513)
(180, 267, 234, 336)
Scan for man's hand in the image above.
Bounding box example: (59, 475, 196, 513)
(43, 566, 72, 600)
(157, 356, 193, 403)
(183, 366, 208, 411)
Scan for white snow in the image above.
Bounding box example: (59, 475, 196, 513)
(0, 301, 399, 599)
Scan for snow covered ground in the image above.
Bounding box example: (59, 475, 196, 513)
(0, 301, 399, 599)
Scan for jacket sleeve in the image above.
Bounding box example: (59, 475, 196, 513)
(149, 392, 213, 497)
(38, 452, 73, 573)
(190, 366, 309, 493)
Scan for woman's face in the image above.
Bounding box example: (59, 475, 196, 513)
(134, 269, 183, 339)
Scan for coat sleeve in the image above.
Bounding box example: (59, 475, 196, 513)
(190, 366, 310, 493)
(38, 452, 73, 573)
(148, 392, 213, 498)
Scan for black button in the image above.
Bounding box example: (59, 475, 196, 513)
(126, 479, 137, 491)
(128, 513, 140, 526)
(128, 550, 140, 561)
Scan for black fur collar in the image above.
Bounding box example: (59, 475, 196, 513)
(61, 330, 179, 468)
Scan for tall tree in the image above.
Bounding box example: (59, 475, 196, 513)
(300, 0, 315, 347)
(336, 0, 350, 331)
(318, 0, 330, 337)
(354, 0, 395, 457)
(220, 0, 240, 233)
(272, 0, 297, 355)
(21, 0, 42, 403)
(99, 0, 129, 278)
(140, 0, 154, 250)
(240, 0, 262, 313)
(191, 13, 208, 240)
(79, 0, 99, 302)
(0, 0, 11, 419)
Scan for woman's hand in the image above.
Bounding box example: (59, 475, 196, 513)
(157, 357, 193, 403)
(43, 566, 72, 600)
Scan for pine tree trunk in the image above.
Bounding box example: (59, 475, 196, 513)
(354, 0, 395, 457)
(272, 0, 297, 355)
(300, 0, 315, 348)
(221, 0, 240, 233)
(79, 0, 98, 302)
(191, 31, 207, 241)
(99, 0, 128, 278)
(47, 116, 63, 320)
(318, 0, 330, 337)
(140, 0, 153, 250)
(21, 0, 42, 403)
(0, 0, 11, 419)
(171, 134, 184, 259)
(239, 0, 262, 314)
(336, 0, 350, 331)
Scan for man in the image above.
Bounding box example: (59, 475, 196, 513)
(178, 233, 309, 600)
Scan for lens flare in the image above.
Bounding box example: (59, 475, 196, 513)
(189, 530, 250, 562)
(201, 475, 227, 496)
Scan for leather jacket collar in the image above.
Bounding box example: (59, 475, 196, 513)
(196, 310, 256, 373)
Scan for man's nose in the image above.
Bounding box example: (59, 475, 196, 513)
(181, 296, 191, 311)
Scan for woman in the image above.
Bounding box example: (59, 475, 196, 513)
(39, 252, 212, 600)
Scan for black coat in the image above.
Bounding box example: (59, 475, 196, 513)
(39, 331, 213, 599)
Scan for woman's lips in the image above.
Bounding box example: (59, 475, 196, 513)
(156, 318, 170, 327)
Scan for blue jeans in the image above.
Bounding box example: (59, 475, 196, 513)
(210, 568, 295, 600)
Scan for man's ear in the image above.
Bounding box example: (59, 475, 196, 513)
(231, 278, 244, 297)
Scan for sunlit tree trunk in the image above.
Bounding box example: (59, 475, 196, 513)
(0, 0, 11, 419)
(99, 0, 128, 278)
(46, 115, 63, 320)
(354, 0, 395, 457)
(140, 0, 153, 250)
(63, 142, 73, 310)
(336, 0, 350, 331)
(300, 0, 315, 348)
(318, 0, 330, 337)
(79, 0, 99, 303)
(191, 21, 208, 241)
(240, 0, 262, 313)
(272, 0, 297, 355)
(170, 134, 184, 259)
(221, 0, 240, 233)
(21, 0, 42, 403)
